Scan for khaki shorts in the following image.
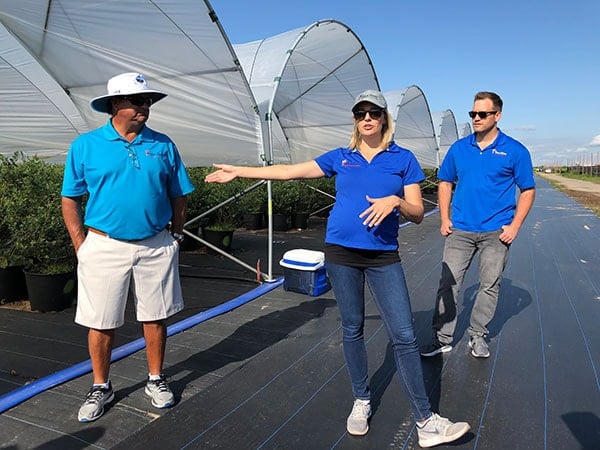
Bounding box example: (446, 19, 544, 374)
(75, 229, 184, 329)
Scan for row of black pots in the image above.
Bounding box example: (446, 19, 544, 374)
(180, 213, 311, 254)
(244, 212, 310, 231)
(178, 227, 234, 254)
(0, 265, 75, 313)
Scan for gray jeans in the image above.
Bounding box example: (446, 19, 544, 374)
(432, 229, 510, 344)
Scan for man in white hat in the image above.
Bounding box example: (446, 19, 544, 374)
(61, 72, 194, 422)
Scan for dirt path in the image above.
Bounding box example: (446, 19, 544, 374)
(538, 173, 600, 194)
(537, 173, 600, 216)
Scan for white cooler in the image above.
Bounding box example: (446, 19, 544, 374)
(279, 249, 331, 296)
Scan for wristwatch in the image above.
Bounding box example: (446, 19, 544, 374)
(171, 232, 185, 242)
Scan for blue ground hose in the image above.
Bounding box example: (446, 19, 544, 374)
(0, 277, 283, 414)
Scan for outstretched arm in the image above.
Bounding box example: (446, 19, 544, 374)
(205, 160, 325, 183)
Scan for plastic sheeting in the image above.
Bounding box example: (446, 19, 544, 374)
(234, 20, 379, 164)
(1, 4, 457, 169)
(457, 121, 472, 138)
(0, 21, 88, 158)
(432, 109, 458, 166)
(384, 86, 437, 169)
(0, 0, 262, 166)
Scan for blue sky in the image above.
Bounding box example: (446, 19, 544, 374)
(212, 0, 599, 166)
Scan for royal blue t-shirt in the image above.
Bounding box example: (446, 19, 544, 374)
(315, 142, 425, 250)
(62, 120, 195, 240)
(438, 129, 535, 232)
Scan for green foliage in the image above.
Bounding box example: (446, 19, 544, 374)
(184, 167, 337, 227)
(186, 166, 248, 231)
(272, 180, 318, 213)
(185, 166, 212, 222)
(0, 154, 28, 268)
(561, 172, 600, 184)
(0, 152, 75, 274)
(271, 180, 296, 214)
(303, 177, 336, 213)
(236, 180, 267, 214)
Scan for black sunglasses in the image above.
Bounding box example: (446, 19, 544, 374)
(468, 111, 497, 119)
(353, 109, 384, 120)
(119, 95, 153, 107)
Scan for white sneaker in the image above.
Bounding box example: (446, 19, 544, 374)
(346, 399, 372, 435)
(417, 413, 470, 447)
(469, 336, 490, 358)
(78, 381, 114, 422)
(145, 374, 174, 408)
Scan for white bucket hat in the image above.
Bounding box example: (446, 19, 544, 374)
(90, 72, 167, 114)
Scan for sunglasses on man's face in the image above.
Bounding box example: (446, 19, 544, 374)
(468, 111, 497, 119)
(119, 95, 153, 107)
(353, 109, 384, 120)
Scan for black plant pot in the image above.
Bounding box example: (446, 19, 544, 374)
(202, 228, 234, 254)
(24, 270, 76, 312)
(178, 226, 201, 251)
(242, 212, 264, 230)
(291, 212, 309, 230)
(0, 265, 28, 302)
(272, 213, 289, 231)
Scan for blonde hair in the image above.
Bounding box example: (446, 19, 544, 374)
(348, 109, 394, 150)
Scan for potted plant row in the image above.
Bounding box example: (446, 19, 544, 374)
(270, 179, 332, 230)
(0, 152, 76, 312)
(183, 170, 337, 238)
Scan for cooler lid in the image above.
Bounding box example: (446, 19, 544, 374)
(279, 249, 325, 271)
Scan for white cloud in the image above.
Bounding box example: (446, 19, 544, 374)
(505, 124, 536, 132)
(588, 135, 600, 146)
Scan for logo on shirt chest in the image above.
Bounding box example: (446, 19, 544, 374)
(341, 159, 361, 168)
(491, 149, 507, 157)
(144, 149, 164, 158)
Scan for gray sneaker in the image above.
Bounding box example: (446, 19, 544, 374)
(78, 381, 114, 422)
(420, 341, 452, 357)
(145, 374, 175, 408)
(469, 336, 490, 358)
(417, 413, 470, 447)
(346, 399, 372, 435)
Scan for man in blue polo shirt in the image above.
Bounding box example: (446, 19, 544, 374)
(61, 72, 194, 422)
(421, 91, 535, 359)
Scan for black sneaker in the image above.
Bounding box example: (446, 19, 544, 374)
(420, 341, 453, 357)
(78, 381, 114, 422)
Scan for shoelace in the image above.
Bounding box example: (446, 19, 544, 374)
(85, 388, 108, 404)
(150, 377, 170, 392)
(420, 413, 450, 431)
(351, 402, 370, 418)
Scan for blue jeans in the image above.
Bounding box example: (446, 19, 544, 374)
(326, 261, 431, 421)
(432, 229, 510, 344)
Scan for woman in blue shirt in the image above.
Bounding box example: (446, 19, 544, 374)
(205, 90, 469, 448)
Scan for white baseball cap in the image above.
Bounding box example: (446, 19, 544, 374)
(352, 90, 387, 111)
(90, 72, 167, 114)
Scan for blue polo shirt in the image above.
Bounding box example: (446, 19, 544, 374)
(315, 142, 425, 250)
(62, 120, 195, 240)
(438, 129, 535, 232)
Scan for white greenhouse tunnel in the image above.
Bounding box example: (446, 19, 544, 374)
(431, 109, 459, 166)
(0, 0, 263, 166)
(234, 19, 379, 165)
(384, 86, 438, 170)
(0, 1, 465, 279)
